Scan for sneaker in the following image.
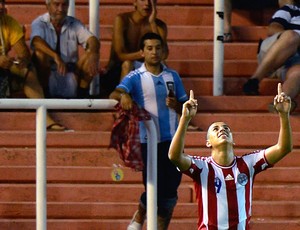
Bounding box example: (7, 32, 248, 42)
(127, 210, 143, 230)
(268, 100, 297, 114)
(243, 79, 259, 95)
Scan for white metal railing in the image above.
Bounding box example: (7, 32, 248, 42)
(214, 0, 224, 96)
(144, 120, 158, 230)
(68, 0, 100, 96)
(0, 98, 158, 230)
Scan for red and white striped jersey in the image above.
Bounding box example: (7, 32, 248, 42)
(182, 150, 271, 230)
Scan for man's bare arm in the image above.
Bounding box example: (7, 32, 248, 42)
(85, 36, 100, 76)
(267, 22, 285, 37)
(31, 36, 66, 75)
(169, 90, 197, 171)
(265, 83, 293, 165)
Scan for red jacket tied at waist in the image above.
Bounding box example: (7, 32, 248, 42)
(109, 103, 151, 171)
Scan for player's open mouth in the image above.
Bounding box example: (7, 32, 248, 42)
(218, 132, 228, 138)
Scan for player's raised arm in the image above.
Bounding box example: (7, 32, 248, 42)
(169, 90, 197, 171)
(265, 83, 293, 165)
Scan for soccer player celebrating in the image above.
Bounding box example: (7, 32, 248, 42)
(168, 84, 292, 229)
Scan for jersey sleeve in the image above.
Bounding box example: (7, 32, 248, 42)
(181, 156, 205, 181)
(242, 149, 272, 176)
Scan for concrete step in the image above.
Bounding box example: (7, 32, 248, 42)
(168, 60, 257, 78)
(0, 111, 115, 131)
(0, 183, 299, 203)
(0, 218, 299, 230)
(192, 113, 300, 132)
(4, 0, 214, 5)
(182, 78, 280, 95)
(0, 166, 299, 184)
(0, 147, 298, 167)
(99, 41, 260, 60)
(6, 5, 275, 27)
(0, 131, 299, 148)
(0, 184, 194, 203)
(101, 25, 268, 42)
(0, 201, 299, 219)
(1, 95, 300, 130)
(23, 24, 268, 42)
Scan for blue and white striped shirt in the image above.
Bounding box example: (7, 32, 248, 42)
(117, 64, 188, 143)
(271, 4, 300, 33)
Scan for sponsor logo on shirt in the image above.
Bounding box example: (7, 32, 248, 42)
(225, 174, 234, 181)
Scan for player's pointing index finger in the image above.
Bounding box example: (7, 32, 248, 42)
(190, 90, 194, 100)
(277, 83, 282, 95)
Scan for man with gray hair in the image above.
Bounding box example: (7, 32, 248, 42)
(31, 0, 100, 98)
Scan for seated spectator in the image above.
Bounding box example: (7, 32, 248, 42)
(0, 0, 65, 131)
(30, 0, 100, 99)
(224, 0, 278, 42)
(100, 0, 168, 98)
(243, 0, 300, 112)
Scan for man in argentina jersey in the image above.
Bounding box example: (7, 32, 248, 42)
(109, 32, 188, 230)
(169, 85, 292, 230)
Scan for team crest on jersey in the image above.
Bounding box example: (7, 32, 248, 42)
(237, 173, 248, 186)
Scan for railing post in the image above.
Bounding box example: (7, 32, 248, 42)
(36, 105, 47, 230)
(68, 0, 75, 17)
(89, 0, 100, 96)
(213, 0, 224, 96)
(144, 120, 158, 230)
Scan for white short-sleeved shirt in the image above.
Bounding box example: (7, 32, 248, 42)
(30, 13, 94, 63)
(182, 150, 272, 230)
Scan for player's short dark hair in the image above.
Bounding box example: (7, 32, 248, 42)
(139, 32, 164, 50)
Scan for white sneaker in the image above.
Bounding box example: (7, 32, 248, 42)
(127, 211, 143, 230)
